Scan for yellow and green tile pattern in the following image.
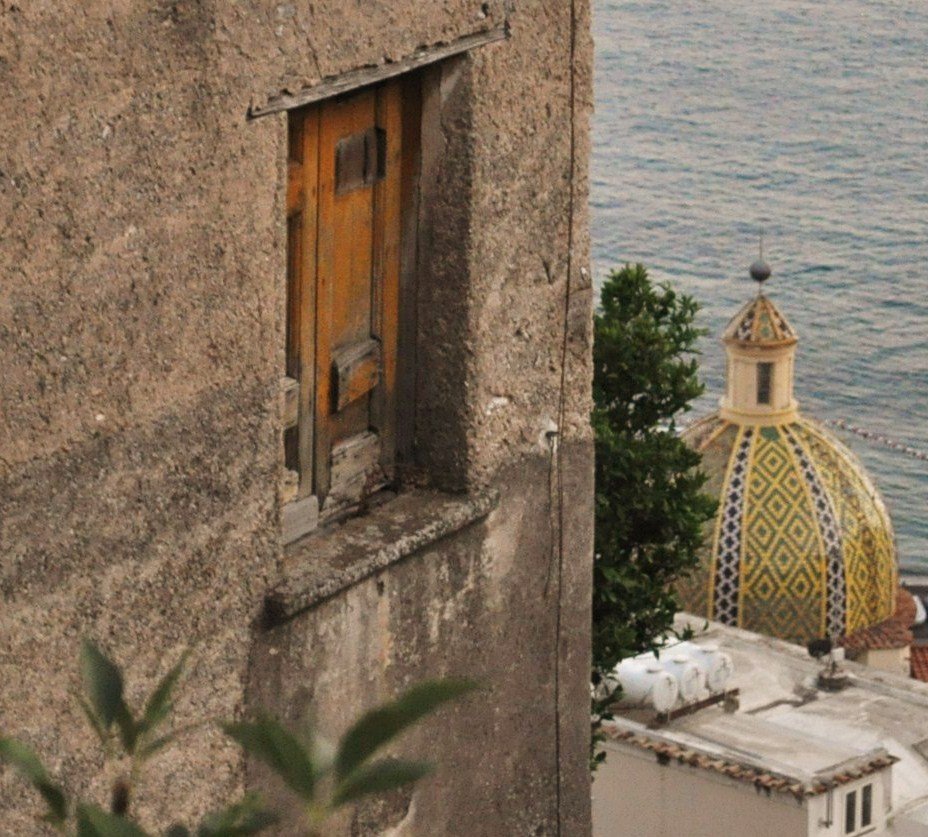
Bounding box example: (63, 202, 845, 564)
(678, 414, 896, 644)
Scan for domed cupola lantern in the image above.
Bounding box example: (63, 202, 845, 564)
(719, 258, 799, 425)
(677, 253, 899, 648)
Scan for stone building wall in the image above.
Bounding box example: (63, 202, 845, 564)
(0, 1, 593, 834)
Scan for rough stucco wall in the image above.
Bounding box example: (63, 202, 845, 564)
(1, 2, 286, 830)
(255, 0, 596, 830)
(592, 745, 809, 837)
(412, 0, 594, 489)
(413, 57, 476, 489)
(1, 0, 592, 833)
(252, 447, 593, 836)
(467, 0, 594, 481)
(0, 0, 505, 473)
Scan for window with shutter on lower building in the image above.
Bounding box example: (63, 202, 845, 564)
(844, 783, 874, 835)
(845, 789, 857, 834)
(281, 76, 420, 544)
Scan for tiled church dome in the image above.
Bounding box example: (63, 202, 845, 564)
(676, 261, 898, 644)
(678, 413, 897, 642)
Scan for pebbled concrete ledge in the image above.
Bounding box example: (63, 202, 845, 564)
(265, 488, 500, 625)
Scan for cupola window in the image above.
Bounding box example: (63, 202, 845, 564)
(756, 362, 773, 405)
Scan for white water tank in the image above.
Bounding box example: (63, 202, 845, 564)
(654, 654, 702, 702)
(667, 642, 734, 694)
(914, 593, 927, 627)
(613, 658, 679, 713)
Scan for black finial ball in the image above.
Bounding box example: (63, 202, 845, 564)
(807, 638, 833, 659)
(749, 259, 772, 283)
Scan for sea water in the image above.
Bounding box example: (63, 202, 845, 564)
(592, 0, 928, 572)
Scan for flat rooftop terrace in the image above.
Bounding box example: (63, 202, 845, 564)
(605, 613, 928, 816)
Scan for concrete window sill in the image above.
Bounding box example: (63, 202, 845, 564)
(264, 488, 499, 626)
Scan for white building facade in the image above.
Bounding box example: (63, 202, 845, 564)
(593, 616, 928, 836)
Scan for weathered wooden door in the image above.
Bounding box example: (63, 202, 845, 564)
(285, 80, 403, 519)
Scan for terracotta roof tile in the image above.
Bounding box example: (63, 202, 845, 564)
(841, 586, 914, 653)
(604, 725, 898, 797)
(911, 646, 928, 682)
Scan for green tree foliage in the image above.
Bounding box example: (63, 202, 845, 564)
(0, 641, 475, 836)
(592, 263, 717, 674)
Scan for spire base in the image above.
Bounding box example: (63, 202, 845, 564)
(719, 399, 800, 426)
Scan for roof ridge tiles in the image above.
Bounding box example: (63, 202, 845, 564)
(603, 719, 897, 797)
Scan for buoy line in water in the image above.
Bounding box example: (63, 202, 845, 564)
(822, 418, 928, 464)
(674, 416, 928, 464)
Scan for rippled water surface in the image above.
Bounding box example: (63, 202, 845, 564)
(592, 0, 928, 572)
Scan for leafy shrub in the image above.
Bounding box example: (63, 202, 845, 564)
(591, 264, 716, 767)
(1, 640, 475, 836)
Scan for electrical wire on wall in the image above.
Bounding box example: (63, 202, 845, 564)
(545, 0, 581, 830)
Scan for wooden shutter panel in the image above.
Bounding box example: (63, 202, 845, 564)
(284, 80, 403, 524)
(285, 109, 319, 503)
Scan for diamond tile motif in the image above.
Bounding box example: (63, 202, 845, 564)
(677, 411, 896, 646)
(793, 419, 896, 635)
(783, 424, 846, 638)
(712, 427, 754, 625)
(756, 309, 776, 340)
(676, 422, 739, 619)
(740, 425, 824, 641)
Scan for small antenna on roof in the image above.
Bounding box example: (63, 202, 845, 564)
(808, 637, 850, 692)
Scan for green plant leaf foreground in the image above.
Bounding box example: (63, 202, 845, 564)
(115, 704, 138, 756)
(195, 792, 278, 836)
(77, 693, 110, 749)
(76, 803, 150, 837)
(80, 641, 127, 731)
(335, 678, 476, 780)
(222, 714, 316, 801)
(4, 646, 468, 835)
(141, 651, 190, 736)
(331, 758, 432, 807)
(0, 736, 68, 824)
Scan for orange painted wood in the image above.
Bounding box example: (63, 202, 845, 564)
(371, 80, 403, 478)
(329, 91, 376, 352)
(296, 108, 320, 499)
(332, 338, 381, 412)
(287, 80, 408, 508)
(287, 161, 304, 216)
(316, 95, 371, 497)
